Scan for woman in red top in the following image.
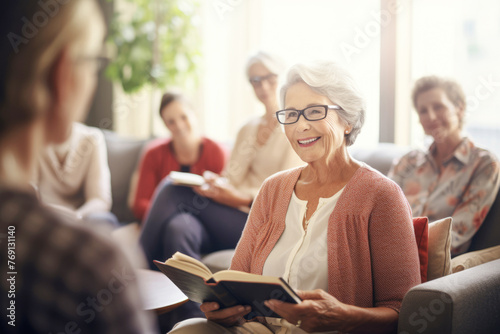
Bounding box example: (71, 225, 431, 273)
(132, 92, 227, 221)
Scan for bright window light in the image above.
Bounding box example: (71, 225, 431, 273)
(199, 0, 381, 147)
(410, 0, 500, 156)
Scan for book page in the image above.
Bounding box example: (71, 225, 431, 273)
(155, 253, 302, 319)
(169, 171, 205, 187)
(165, 252, 213, 279)
(213, 270, 283, 284)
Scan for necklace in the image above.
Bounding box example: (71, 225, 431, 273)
(303, 201, 326, 230)
(304, 215, 311, 229)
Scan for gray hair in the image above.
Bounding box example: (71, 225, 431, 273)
(280, 61, 365, 146)
(245, 51, 286, 78)
(412, 75, 466, 129)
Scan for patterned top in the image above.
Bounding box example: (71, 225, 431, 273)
(0, 186, 158, 334)
(231, 165, 421, 313)
(388, 137, 500, 256)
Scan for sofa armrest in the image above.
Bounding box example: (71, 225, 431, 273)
(398, 258, 500, 334)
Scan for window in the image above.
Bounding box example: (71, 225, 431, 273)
(114, 0, 500, 158)
(408, 0, 500, 156)
(197, 0, 381, 146)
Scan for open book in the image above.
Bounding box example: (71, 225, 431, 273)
(154, 252, 301, 319)
(168, 171, 205, 187)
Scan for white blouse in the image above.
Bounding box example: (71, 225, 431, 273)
(262, 188, 343, 334)
(263, 188, 344, 290)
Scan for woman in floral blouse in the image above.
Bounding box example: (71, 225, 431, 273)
(389, 76, 500, 256)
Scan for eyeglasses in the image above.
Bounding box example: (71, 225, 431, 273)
(275, 105, 343, 125)
(249, 73, 277, 88)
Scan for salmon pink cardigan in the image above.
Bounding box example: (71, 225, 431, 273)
(231, 165, 421, 312)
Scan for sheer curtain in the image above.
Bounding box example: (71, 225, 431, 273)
(197, 0, 381, 146)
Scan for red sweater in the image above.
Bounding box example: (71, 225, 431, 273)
(132, 137, 227, 221)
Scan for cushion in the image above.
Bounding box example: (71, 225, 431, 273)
(413, 217, 429, 282)
(427, 217, 453, 280)
(451, 244, 500, 273)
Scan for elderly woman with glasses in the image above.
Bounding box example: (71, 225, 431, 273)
(169, 61, 421, 334)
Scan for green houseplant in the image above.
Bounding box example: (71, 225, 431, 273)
(106, 0, 201, 93)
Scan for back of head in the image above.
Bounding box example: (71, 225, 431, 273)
(245, 51, 286, 78)
(280, 60, 366, 146)
(0, 0, 105, 137)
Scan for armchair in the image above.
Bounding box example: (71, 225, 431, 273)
(102, 130, 500, 333)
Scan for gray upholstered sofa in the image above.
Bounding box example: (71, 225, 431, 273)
(103, 129, 500, 334)
(103, 129, 149, 224)
(398, 258, 500, 334)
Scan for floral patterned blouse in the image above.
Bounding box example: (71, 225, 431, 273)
(388, 137, 500, 256)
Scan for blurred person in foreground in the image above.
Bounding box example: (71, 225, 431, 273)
(0, 0, 156, 333)
(389, 76, 500, 256)
(169, 61, 421, 334)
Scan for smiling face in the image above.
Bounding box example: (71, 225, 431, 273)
(160, 99, 196, 140)
(415, 87, 464, 143)
(283, 82, 350, 164)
